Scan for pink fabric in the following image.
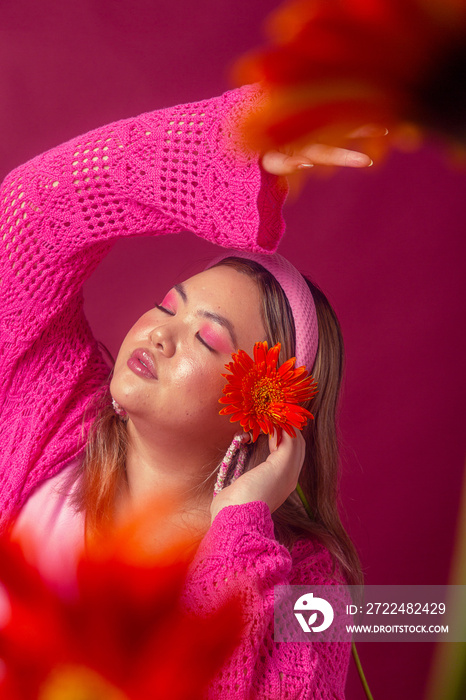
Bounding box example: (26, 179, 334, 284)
(0, 85, 350, 697)
(11, 464, 351, 699)
(11, 459, 84, 592)
(208, 250, 319, 369)
(0, 84, 287, 528)
(184, 502, 351, 699)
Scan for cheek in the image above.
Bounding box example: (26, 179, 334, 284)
(173, 356, 225, 404)
(170, 356, 198, 387)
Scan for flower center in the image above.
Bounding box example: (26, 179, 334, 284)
(251, 376, 284, 412)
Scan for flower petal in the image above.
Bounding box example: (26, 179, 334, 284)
(219, 341, 317, 442)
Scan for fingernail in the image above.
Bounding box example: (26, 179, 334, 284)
(368, 159, 374, 167)
(347, 153, 371, 166)
(297, 163, 314, 169)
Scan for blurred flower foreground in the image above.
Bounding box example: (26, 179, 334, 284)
(0, 500, 244, 700)
(234, 0, 466, 156)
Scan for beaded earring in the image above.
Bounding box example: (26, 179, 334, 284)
(112, 398, 129, 422)
(213, 433, 250, 496)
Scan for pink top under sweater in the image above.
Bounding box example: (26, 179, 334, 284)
(12, 461, 351, 700)
(0, 85, 350, 697)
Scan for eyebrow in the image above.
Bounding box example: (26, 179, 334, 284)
(174, 283, 238, 349)
(174, 283, 188, 303)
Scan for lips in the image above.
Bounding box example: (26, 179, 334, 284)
(127, 348, 158, 379)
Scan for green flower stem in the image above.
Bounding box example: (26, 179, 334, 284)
(296, 483, 375, 699)
(296, 483, 313, 519)
(352, 642, 374, 700)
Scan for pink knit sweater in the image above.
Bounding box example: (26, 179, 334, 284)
(0, 86, 350, 698)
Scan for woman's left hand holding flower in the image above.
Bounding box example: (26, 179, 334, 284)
(210, 430, 306, 524)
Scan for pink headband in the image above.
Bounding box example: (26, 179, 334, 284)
(206, 250, 318, 370)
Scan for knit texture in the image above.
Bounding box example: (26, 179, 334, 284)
(0, 85, 351, 697)
(182, 501, 350, 699)
(12, 465, 351, 699)
(0, 85, 287, 529)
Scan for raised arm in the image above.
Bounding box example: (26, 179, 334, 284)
(0, 84, 287, 333)
(0, 85, 288, 530)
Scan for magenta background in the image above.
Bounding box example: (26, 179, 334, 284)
(1, 1, 464, 697)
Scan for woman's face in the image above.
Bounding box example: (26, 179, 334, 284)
(110, 265, 267, 452)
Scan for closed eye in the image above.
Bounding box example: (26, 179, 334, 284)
(154, 303, 175, 316)
(155, 305, 215, 351)
(196, 332, 216, 353)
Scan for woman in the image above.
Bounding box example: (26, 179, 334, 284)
(0, 84, 372, 698)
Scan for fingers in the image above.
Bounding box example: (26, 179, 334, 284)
(261, 150, 302, 176)
(261, 146, 372, 175)
(260, 123, 389, 175)
(210, 429, 306, 519)
(268, 428, 289, 452)
(347, 124, 389, 139)
(298, 144, 373, 168)
(267, 429, 305, 466)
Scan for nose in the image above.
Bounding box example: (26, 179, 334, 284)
(150, 323, 176, 358)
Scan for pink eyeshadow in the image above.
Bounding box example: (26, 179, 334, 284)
(160, 290, 177, 312)
(200, 325, 233, 354)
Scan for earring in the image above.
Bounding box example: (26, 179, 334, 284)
(112, 398, 129, 422)
(229, 442, 248, 485)
(213, 433, 250, 496)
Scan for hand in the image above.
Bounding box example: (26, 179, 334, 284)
(261, 125, 387, 175)
(210, 430, 306, 524)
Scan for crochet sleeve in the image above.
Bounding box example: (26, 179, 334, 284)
(0, 85, 288, 530)
(181, 501, 351, 700)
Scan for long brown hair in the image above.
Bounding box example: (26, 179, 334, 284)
(76, 257, 363, 586)
(211, 258, 363, 587)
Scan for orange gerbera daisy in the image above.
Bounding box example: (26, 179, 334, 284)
(0, 502, 244, 700)
(219, 341, 318, 443)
